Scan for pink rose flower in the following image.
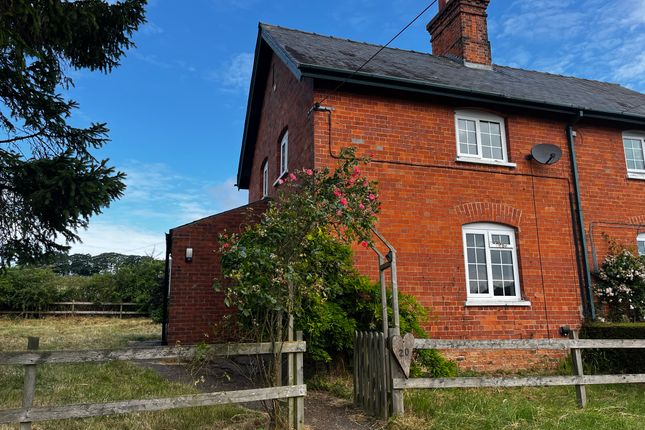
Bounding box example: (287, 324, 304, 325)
(333, 189, 342, 197)
(305, 169, 313, 176)
(359, 203, 365, 209)
(360, 240, 369, 248)
(289, 173, 297, 181)
(278, 179, 284, 185)
(340, 197, 348, 206)
(354, 167, 361, 174)
(369, 193, 376, 200)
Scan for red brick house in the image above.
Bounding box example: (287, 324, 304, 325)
(163, 0, 645, 363)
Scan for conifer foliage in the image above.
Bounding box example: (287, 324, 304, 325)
(0, 0, 147, 266)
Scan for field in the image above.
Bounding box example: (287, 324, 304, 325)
(0, 317, 266, 430)
(392, 384, 645, 430)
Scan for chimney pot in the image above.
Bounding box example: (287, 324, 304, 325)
(427, 0, 492, 67)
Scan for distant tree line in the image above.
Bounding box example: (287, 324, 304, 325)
(0, 252, 164, 321)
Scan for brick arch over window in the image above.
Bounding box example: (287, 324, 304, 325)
(450, 202, 523, 229)
(627, 215, 645, 225)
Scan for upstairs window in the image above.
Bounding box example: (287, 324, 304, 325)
(623, 132, 645, 179)
(638, 233, 645, 256)
(262, 160, 269, 198)
(280, 130, 289, 177)
(455, 110, 514, 166)
(463, 223, 526, 305)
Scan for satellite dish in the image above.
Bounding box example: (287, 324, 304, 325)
(530, 143, 562, 165)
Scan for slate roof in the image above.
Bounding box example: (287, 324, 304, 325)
(238, 23, 645, 188)
(261, 23, 645, 119)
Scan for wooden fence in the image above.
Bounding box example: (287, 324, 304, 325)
(0, 334, 306, 430)
(353, 331, 388, 418)
(0, 302, 146, 317)
(392, 332, 645, 409)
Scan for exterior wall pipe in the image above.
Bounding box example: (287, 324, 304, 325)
(567, 112, 596, 320)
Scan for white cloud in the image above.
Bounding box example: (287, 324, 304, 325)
(66, 162, 248, 256)
(70, 222, 164, 257)
(494, 0, 645, 91)
(208, 52, 254, 92)
(140, 21, 164, 36)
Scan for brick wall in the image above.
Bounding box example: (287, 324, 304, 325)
(248, 54, 315, 201)
(574, 124, 645, 269)
(427, 0, 492, 65)
(167, 200, 267, 344)
(311, 86, 583, 344)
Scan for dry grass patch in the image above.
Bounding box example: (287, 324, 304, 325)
(0, 317, 265, 430)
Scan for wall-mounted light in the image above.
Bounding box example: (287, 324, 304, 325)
(185, 248, 193, 263)
(559, 325, 571, 337)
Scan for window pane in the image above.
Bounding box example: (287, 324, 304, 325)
(465, 232, 488, 294)
(458, 119, 479, 156)
(638, 240, 645, 256)
(501, 251, 512, 264)
(475, 234, 485, 247)
(466, 234, 475, 247)
(504, 281, 516, 296)
(480, 121, 504, 161)
(470, 281, 479, 294)
(493, 281, 503, 296)
(491, 251, 501, 264)
(624, 138, 645, 171)
(479, 281, 489, 294)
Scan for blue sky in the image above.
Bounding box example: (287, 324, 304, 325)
(68, 0, 645, 256)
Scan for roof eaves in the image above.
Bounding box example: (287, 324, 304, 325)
(299, 64, 645, 125)
(237, 27, 264, 189)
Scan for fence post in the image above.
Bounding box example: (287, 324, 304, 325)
(389, 328, 404, 416)
(294, 331, 304, 430)
(20, 336, 39, 430)
(287, 318, 294, 428)
(569, 331, 587, 408)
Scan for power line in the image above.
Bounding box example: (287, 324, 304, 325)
(317, 0, 438, 106)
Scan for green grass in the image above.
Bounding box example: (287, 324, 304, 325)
(0, 317, 266, 430)
(391, 385, 645, 430)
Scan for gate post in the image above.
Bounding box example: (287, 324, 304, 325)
(388, 328, 404, 416)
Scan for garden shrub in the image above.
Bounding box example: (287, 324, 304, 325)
(580, 322, 645, 373)
(0, 267, 60, 311)
(594, 240, 645, 322)
(295, 240, 457, 377)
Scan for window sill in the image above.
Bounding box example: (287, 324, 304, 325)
(627, 171, 645, 181)
(465, 299, 531, 307)
(456, 157, 517, 168)
(272, 172, 288, 187)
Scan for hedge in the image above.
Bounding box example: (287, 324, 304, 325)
(580, 322, 645, 373)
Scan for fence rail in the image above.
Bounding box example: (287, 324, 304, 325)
(0, 336, 306, 429)
(394, 333, 645, 409)
(0, 302, 146, 317)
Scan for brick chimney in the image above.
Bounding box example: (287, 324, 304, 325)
(427, 0, 492, 67)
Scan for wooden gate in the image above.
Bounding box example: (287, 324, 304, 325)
(353, 331, 388, 418)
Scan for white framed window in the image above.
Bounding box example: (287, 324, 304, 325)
(462, 223, 529, 306)
(262, 160, 269, 198)
(279, 130, 289, 177)
(454, 110, 515, 167)
(623, 132, 645, 180)
(638, 233, 645, 256)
